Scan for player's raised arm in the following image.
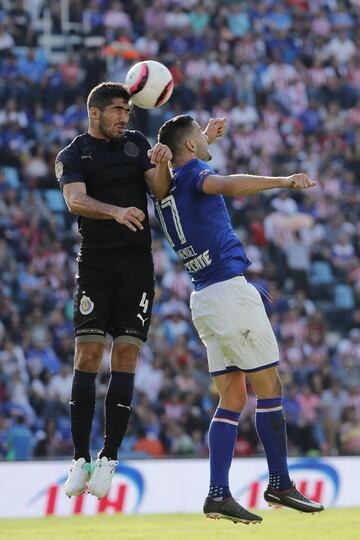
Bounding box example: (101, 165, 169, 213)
(62, 182, 145, 231)
(202, 172, 316, 197)
(145, 142, 173, 200)
(203, 117, 227, 144)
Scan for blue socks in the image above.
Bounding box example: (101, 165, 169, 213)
(208, 407, 240, 500)
(207, 398, 291, 498)
(255, 397, 291, 491)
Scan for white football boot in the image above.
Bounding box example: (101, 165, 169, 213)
(87, 456, 118, 499)
(64, 458, 93, 498)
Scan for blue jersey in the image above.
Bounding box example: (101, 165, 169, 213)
(154, 159, 251, 290)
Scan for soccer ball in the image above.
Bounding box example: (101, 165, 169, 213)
(125, 60, 174, 109)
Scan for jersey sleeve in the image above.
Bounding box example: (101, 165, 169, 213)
(55, 144, 83, 189)
(186, 160, 216, 193)
(132, 130, 154, 172)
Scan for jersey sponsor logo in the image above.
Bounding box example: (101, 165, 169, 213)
(184, 249, 212, 273)
(76, 328, 104, 335)
(55, 160, 63, 181)
(124, 328, 143, 335)
(81, 154, 93, 160)
(79, 293, 94, 315)
(123, 141, 140, 158)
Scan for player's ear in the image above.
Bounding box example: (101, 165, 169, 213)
(185, 138, 196, 152)
(89, 107, 100, 122)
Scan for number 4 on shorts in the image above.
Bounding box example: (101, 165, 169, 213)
(139, 292, 149, 314)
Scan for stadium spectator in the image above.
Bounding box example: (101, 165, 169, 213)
(6, 414, 34, 460)
(339, 406, 360, 455)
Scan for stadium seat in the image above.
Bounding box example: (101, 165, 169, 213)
(308, 261, 335, 286)
(3, 167, 20, 188)
(334, 284, 355, 310)
(44, 189, 66, 212)
(307, 261, 336, 300)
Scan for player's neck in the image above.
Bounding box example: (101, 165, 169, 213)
(88, 127, 109, 141)
(172, 152, 196, 169)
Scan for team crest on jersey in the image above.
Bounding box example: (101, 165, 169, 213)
(124, 141, 140, 157)
(55, 160, 63, 181)
(79, 294, 94, 315)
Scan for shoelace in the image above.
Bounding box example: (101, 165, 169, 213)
(70, 465, 88, 481)
(290, 482, 311, 502)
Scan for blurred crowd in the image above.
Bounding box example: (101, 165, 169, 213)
(0, 0, 360, 461)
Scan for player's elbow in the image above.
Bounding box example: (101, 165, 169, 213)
(153, 186, 170, 201)
(67, 203, 78, 215)
(65, 195, 80, 215)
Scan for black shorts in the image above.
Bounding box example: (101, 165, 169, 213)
(74, 246, 154, 346)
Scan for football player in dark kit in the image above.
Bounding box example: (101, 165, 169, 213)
(56, 82, 173, 499)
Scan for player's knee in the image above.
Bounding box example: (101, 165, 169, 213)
(219, 390, 247, 412)
(253, 376, 283, 399)
(247, 366, 283, 399)
(75, 342, 104, 372)
(111, 342, 139, 372)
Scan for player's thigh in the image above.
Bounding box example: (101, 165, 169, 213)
(191, 313, 230, 375)
(74, 253, 116, 343)
(192, 277, 279, 371)
(246, 366, 282, 399)
(111, 247, 155, 344)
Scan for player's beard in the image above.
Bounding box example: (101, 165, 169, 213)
(98, 113, 125, 141)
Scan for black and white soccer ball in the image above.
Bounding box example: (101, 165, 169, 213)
(125, 60, 174, 109)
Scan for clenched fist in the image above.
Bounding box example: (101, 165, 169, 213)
(112, 206, 145, 232)
(283, 173, 317, 190)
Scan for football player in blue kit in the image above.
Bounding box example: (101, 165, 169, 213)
(151, 115, 324, 524)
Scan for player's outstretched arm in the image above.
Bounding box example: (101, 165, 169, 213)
(63, 182, 144, 231)
(202, 172, 316, 197)
(146, 143, 173, 200)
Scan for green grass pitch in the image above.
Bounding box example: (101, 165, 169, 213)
(1, 509, 360, 540)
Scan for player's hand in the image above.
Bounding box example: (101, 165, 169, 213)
(283, 173, 317, 190)
(113, 206, 145, 232)
(148, 143, 172, 165)
(204, 117, 227, 144)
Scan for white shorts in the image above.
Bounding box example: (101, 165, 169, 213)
(190, 276, 279, 376)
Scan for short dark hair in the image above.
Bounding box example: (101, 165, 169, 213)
(87, 82, 131, 111)
(158, 115, 195, 157)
